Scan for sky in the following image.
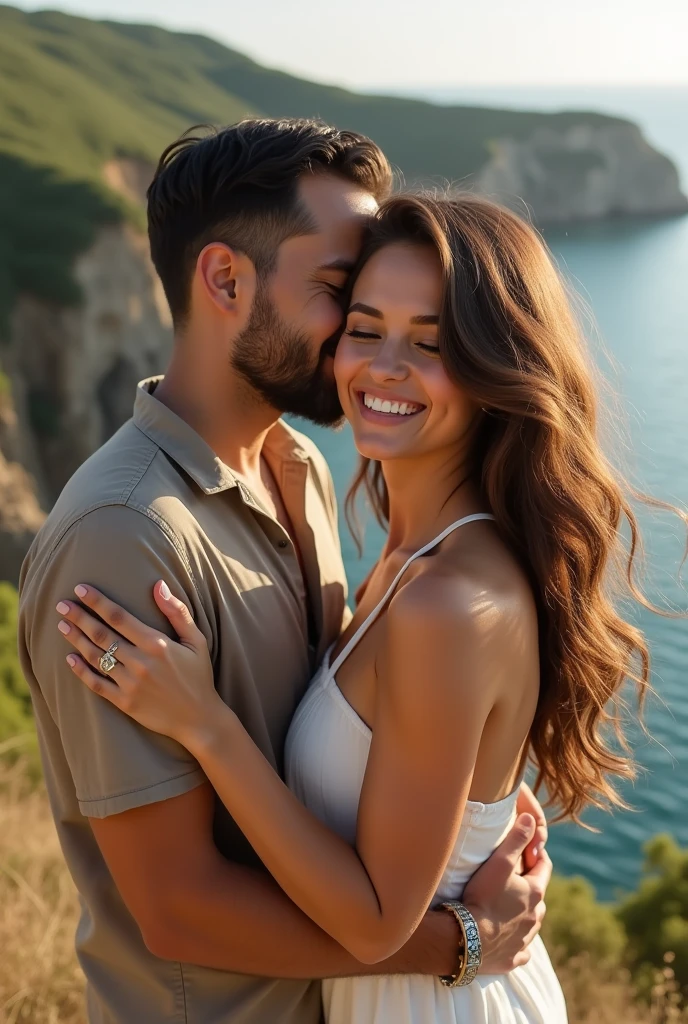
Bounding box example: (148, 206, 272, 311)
(11, 0, 688, 89)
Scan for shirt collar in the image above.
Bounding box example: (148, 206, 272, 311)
(133, 377, 312, 495)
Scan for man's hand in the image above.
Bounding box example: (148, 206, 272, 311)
(462, 813, 551, 973)
(516, 782, 548, 873)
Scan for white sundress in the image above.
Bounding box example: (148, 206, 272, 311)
(285, 513, 568, 1023)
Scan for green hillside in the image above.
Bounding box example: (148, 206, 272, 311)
(0, 3, 653, 327)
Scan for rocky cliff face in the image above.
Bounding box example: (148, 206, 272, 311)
(0, 221, 172, 580)
(475, 122, 688, 222)
(4, 223, 172, 509)
(0, 391, 46, 583)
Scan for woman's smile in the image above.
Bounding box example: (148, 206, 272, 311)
(355, 387, 427, 424)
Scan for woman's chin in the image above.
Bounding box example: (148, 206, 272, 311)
(350, 433, 414, 463)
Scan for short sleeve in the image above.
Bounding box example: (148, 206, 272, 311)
(22, 505, 209, 818)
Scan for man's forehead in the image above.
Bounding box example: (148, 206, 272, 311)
(299, 172, 378, 231)
(292, 175, 374, 270)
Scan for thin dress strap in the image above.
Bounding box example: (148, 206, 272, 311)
(327, 513, 496, 681)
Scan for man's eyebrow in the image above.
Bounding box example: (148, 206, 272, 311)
(410, 314, 439, 325)
(347, 302, 383, 319)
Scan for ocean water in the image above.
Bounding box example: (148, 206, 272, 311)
(292, 87, 688, 901)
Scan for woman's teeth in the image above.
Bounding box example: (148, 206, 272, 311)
(362, 393, 422, 416)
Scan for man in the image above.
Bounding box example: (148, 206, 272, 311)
(19, 118, 549, 1024)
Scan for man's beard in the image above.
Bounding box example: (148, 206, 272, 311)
(231, 281, 345, 427)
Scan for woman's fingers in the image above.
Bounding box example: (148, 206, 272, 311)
(66, 653, 123, 705)
(56, 600, 131, 664)
(153, 581, 205, 650)
(69, 584, 161, 650)
(57, 618, 129, 683)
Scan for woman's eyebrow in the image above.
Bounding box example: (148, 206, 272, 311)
(346, 305, 439, 325)
(410, 314, 439, 325)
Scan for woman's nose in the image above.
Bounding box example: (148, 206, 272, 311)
(368, 341, 409, 383)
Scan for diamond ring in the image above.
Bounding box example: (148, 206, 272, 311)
(98, 641, 119, 674)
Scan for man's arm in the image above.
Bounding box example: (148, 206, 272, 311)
(92, 785, 546, 978)
(91, 782, 458, 978)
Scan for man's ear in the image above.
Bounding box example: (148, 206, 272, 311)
(195, 242, 256, 323)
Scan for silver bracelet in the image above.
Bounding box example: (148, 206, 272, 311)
(438, 901, 482, 987)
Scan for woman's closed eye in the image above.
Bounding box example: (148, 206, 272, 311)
(345, 328, 381, 340)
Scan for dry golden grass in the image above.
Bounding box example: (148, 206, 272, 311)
(1, 755, 686, 1024)
(0, 755, 84, 1024)
(554, 955, 688, 1024)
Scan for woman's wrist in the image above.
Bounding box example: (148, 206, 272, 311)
(180, 696, 236, 757)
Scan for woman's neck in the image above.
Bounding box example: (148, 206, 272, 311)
(380, 446, 483, 559)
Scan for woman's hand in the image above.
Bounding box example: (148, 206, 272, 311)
(55, 580, 225, 749)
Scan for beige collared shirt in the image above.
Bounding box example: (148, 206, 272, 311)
(19, 377, 349, 1024)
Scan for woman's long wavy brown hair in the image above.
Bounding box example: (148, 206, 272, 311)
(344, 192, 687, 823)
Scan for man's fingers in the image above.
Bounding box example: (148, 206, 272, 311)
(522, 825, 549, 873)
(520, 904, 546, 949)
(516, 782, 548, 839)
(496, 813, 537, 870)
(521, 849, 552, 907)
(524, 847, 552, 889)
(512, 949, 532, 969)
(466, 813, 537, 896)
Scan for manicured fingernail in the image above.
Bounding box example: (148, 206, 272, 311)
(66, 655, 76, 667)
(159, 581, 171, 600)
(56, 602, 70, 615)
(74, 585, 88, 598)
(58, 621, 71, 635)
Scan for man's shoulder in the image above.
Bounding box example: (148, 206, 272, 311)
(24, 421, 181, 573)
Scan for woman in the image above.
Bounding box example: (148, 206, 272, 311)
(54, 192, 670, 1022)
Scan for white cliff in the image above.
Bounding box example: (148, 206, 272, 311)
(475, 122, 688, 222)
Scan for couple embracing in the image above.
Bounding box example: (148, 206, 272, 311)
(20, 118, 654, 1023)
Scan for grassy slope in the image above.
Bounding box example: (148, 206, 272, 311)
(0, 6, 258, 324)
(0, 3, 644, 325)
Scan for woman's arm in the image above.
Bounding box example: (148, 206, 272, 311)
(193, 576, 500, 963)
(58, 576, 513, 964)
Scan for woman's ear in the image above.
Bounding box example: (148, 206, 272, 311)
(195, 242, 256, 323)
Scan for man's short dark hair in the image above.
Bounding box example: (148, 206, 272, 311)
(147, 118, 392, 326)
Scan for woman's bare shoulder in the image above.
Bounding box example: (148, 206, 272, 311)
(385, 524, 538, 685)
